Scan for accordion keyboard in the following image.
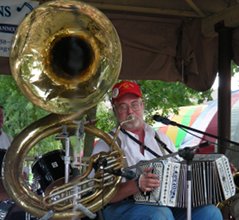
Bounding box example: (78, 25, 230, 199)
(134, 154, 236, 208)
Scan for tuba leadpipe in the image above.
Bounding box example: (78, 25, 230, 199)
(3, 0, 123, 219)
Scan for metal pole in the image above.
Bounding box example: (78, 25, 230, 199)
(215, 22, 232, 154)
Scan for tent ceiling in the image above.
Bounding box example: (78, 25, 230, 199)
(1, 0, 239, 91)
(85, 0, 237, 19)
(84, 0, 239, 91)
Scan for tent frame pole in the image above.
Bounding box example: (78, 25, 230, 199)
(215, 22, 232, 154)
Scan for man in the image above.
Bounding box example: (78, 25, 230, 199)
(0, 149, 29, 220)
(0, 117, 36, 220)
(0, 106, 12, 150)
(92, 80, 223, 220)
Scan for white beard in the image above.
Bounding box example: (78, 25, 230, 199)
(122, 114, 143, 130)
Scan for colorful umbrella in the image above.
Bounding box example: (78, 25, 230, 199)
(155, 104, 207, 149)
(182, 90, 239, 149)
(155, 90, 239, 152)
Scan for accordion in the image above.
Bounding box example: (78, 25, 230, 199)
(134, 154, 236, 208)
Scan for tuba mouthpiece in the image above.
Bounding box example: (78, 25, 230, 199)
(120, 115, 135, 126)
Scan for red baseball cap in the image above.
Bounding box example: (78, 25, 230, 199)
(111, 81, 142, 103)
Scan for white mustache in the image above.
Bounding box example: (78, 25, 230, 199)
(120, 115, 135, 126)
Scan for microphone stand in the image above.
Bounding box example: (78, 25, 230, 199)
(130, 146, 199, 220)
(157, 116, 239, 146)
(132, 146, 202, 220)
(55, 125, 71, 183)
(120, 122, 197, 220)
(152, 115, 239, 219)
(178, 147, 195, 220)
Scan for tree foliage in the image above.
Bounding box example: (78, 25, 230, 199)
(0, 76, 213, 134)
(0, 76, 47, 134)
(138, 80, 212, 123)
(232, 61, 239, 75)
(0, 76, 213, 155)
(0, 75, 61, 156)
(96, 80, 213, 131)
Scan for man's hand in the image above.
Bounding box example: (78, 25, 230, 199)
(137, 167, 160, 193)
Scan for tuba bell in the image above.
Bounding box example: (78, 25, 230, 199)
(3, 0, 123, 219)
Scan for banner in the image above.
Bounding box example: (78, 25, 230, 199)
(0, 0, 39, 57)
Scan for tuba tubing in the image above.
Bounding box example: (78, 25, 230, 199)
(3, 0, 122, 219)
(3, 114, 124, 219)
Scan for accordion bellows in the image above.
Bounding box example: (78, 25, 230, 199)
(134, 154, 236, 208)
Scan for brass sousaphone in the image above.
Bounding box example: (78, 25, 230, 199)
(3, 0, 123, 219)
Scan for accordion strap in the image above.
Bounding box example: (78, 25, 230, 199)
(154, 132, 173, 155)
(120, 128, 169, 158)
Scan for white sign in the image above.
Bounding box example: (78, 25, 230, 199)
(0, 0, 39, 57)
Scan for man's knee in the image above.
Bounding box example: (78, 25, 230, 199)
(194, 205, 223, 220)
(149, 207, 174, 220)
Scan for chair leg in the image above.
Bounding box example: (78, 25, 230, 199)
(80, 210, 105, 220)
(97, 209, 105, 220)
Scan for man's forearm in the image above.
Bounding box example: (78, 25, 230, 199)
(110, 179, 139, 203)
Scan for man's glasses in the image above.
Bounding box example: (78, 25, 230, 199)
(115, 100, 142, 113)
